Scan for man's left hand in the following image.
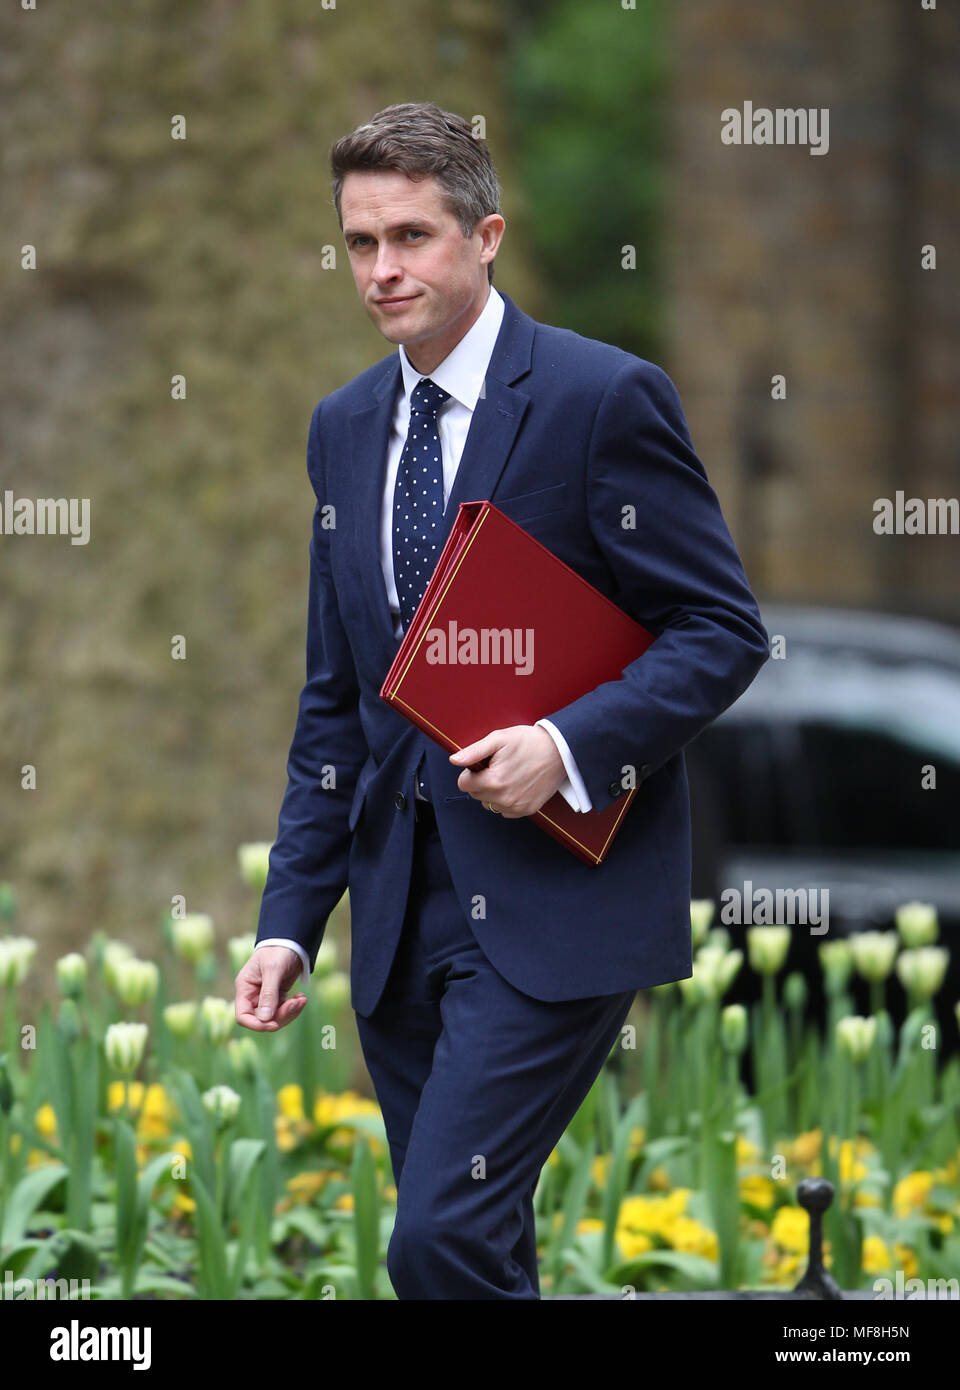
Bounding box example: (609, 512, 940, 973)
(449, 725, 567, 817)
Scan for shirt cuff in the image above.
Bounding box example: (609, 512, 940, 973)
(254, 938, 310, 993)
(535, 718, 593, 813)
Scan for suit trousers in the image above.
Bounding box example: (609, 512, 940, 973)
(354, 804, 637, 1299)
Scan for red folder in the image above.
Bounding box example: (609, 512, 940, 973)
(379, 501, 655, 865)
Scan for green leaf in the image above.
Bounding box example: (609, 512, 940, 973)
(224, 1139, 266, 1226)
(1, 1164, 68, 1248)
(165, 1069, 217, 1194)
(18, 1228, 100, 1284)
(191, 1175, 229, 1301)
(130, 1151, 179, 1268)
(113, 1118, 138, 1270)
(351, 1134, 380, 1300)
(275, 1206, 330, 1248)
(132, 1268, 195, 1298)
(558, 1243, 624, 1296)
(605, 1248, 718, 1289)
(226, 1143, 266, 1299)
(0, 1239, 44, 1279)
(602, 1092, 645, 1269)
(548, 1135, 595, 1287)
(318, 1112, 387, 1146)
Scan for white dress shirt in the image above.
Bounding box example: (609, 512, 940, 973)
(256, 284, 592, 992)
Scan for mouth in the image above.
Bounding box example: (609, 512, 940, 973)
(375, 294, 419, 309)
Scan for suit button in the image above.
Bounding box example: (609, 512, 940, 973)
(607, 779, 623, 797)
(394, 791, 406, 810)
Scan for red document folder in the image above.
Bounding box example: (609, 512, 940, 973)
(379, 501, 655, 865)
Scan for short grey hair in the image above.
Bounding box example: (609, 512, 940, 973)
(330, 102, 502, 284)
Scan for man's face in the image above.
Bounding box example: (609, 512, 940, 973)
(340, 169, 504, 371)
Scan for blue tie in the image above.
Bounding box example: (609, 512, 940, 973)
(392, 376, 450, 633)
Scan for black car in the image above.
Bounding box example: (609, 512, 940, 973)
(686, 604, 960, 1051)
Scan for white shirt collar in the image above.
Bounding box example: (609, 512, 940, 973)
(397, 284, 505, 413)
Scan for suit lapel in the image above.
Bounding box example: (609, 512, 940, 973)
(349, 290, 536, 656)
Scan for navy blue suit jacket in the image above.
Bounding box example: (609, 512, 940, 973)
(256, 290, 769, 1016)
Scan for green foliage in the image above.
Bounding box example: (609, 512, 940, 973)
(506, 0, 666, 358)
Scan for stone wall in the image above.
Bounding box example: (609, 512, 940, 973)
(664, 1, 958, 620)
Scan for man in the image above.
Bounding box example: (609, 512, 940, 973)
(234, 101, 769, 1299)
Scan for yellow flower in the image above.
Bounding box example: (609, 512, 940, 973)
(770, 1252, 803, 1280)
(766, 1239, 832, 1282)
(893, 1171, 934, 1218)
(628, 1126, 645, 1156)
(327, 1124, 383, 1156)
(934, 1157, 958, 1184)
(108, 1080, 144, 1112)
(663, 1215, 718, 1260)
(34, 1103, 59, 1138)
(736, 1134, 762, 1165)
(575, 1218, 605, 1236)
(648, 1165, 672, 1191)
(313, 1089, 381, 1128)
(893, 1243, 918, 1278)
(853, 1188, 881, 1208)
(615, 1230, 654, 1260)
(274, 1115, 301, 1153)
(740, 1175, 776, 1210)
(171, 1190, 196, 1216)
(137, 1084, 174, 1139)
(834, 1139, 869, 1184)
(591, 1155, 609, 1189)
(861, 1235, 891, 1274)
(617, 1189, 690, 1237)
(285, 1171, 332, 1204)
(546, 1147, 560, 1167)
(312, 1090, 382, 1156)
(771, 1206, 808, 1254)
(333, 1192, 354, 1211)
(106, 1081, 174, 1138)
(27, 1148, 57, 1168)
(384, 1184, 397, 1203)
(277, 1084, 306, 1121)
(787, 1129, 822, 1167)
(170, 1138, 192, 1162)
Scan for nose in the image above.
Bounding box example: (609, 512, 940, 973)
(372, 245, 404, 287)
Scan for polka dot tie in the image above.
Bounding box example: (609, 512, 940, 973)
(392, 376, 450, 633)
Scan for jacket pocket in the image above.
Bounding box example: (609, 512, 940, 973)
(493, 481, 568, 523)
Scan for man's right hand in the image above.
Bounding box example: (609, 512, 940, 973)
(235, 946, 308, 1031)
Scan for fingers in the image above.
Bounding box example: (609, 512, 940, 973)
(255, 979, 281, 1021)
(237, 994, 308, 1031)
(234, 952, 308, 1033)
(449, 731, 500, 766)
(236, 992, 307, 1031)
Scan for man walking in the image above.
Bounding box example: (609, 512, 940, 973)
(235, 101, 769, 1299)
